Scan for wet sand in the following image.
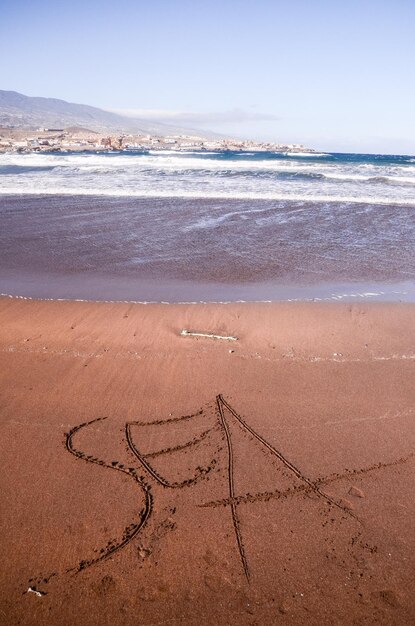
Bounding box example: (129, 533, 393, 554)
(0, 297, 414, 625)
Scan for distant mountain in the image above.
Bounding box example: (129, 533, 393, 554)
(0, 90, 214, 137)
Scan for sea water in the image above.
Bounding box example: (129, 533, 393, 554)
(0, 150, 414, 302)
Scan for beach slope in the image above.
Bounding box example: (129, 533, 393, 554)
(0, 298, 414, 625)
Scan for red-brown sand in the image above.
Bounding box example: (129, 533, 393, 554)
(0, 297, 414, 625)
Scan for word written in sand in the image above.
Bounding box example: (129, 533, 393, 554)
(29, 396, 412, 592)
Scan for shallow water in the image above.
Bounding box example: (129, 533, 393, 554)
(0, 191, 414, 302)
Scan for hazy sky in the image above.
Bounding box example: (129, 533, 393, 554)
(1, 0, 414, 153)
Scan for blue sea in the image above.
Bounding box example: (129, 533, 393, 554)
(0, 150, 414, 302)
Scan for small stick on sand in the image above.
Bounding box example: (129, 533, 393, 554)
(27, 587, 46, 597)
(180, 329, 238, 341)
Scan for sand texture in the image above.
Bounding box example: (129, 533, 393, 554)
(0, 298, 414, 625)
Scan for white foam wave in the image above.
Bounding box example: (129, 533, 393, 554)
(0, 152, 324, 172)
(2, 152, 415, 206)
(321, 172, 415, 185)
(377, 175, 415, 185)
(1, 185, 415, 206)
(2, 153, 414, 181)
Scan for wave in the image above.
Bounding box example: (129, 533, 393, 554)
(281, 151, 329, 157)
(1, 185, 415, 206)
(2, 159, 415, 187)
(0, 152, 324, 172)
(0, 164, 56, 175)
(369, 175, 415, 185)
(199, 169, 415, 186)
(321, 172, 415, 185)
(2, 152, 415, 208)
(2, 153, 414, 180)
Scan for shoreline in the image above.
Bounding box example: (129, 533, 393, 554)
(1, 277, 415, 304)
(1, 297, 414, 624)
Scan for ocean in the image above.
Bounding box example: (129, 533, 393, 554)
(0, 150, 414, 302)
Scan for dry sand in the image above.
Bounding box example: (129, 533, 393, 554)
(0, 297, 414, 625)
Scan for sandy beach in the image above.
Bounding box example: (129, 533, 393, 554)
(0, 297, 414, 625)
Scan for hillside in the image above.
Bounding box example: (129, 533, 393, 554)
(0, 90, 211, 137)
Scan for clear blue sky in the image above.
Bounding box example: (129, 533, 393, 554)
(1, 0, 414, 153)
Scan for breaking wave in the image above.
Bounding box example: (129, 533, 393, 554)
(1, 149, 415, 205)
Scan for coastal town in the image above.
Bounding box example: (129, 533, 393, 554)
(0, 126, 317, 154)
